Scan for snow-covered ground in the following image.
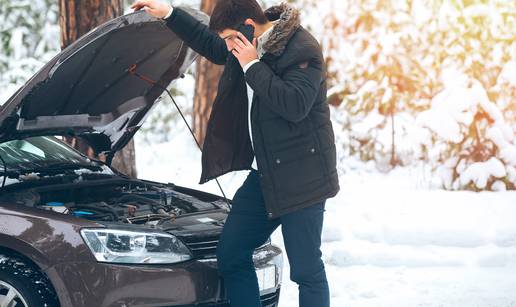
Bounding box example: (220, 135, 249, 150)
(135, 131, 516, 307)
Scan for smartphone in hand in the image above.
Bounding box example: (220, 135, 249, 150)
(236, 23, 255, 44)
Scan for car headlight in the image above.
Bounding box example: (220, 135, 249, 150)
(80, 228, 192, 264)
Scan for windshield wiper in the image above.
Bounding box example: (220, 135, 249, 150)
(24, 161, 103, 175)
(0, 169, 21, 176)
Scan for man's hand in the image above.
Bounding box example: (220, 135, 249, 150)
(231, 32, 258, 69)
(130, 0, 171, 19)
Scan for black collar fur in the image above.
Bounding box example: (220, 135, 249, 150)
(262, 3, 301, 56)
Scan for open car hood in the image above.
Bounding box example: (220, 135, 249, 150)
(0, 8, 206, 157)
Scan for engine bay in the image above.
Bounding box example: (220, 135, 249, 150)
(0, 178, 228, 226)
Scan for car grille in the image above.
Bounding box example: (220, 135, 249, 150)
(181, 235, 272, 260)
(259, 290, 281, 307)
(181, 235, 219, 259)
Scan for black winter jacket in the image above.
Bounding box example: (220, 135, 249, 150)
(165, 4, 339, 218)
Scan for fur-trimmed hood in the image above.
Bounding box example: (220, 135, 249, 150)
(262, 3, 301, 56)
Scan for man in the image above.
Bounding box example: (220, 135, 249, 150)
(131, 1, 339, 306)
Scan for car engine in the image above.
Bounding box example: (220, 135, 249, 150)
(0, 178, 227, 226)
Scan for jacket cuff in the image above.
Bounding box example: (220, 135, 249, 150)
(164, 7, 196, 42)
(164, 6, 182, 29)
(243, 59, 260, 74)
(244, 61, 270, 90)
(162, 5, 173, 20)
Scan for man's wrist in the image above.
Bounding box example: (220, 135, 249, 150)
(162, 5, 173, 19)
(243, 59, 260, 73)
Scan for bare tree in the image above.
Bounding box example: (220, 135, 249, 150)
(59, 0, 137, 177)
(193, 0, 224, 147)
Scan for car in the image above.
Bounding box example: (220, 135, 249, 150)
(0, 8, 283, 307)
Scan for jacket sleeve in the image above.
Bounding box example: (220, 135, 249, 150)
(165, 7, 228, 65)
(244, 58, 323, 123)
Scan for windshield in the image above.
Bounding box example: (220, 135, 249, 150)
(0, 136, 95, 173)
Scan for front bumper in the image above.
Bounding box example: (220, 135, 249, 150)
(44, 245, 283, 307)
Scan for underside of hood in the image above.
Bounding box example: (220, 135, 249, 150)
(0, 8, 206, 157)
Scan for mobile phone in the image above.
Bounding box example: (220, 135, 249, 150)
(236, 23, 255, 43)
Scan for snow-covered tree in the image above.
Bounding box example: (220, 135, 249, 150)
(418, 68, 516, 191)
(415, 1, 516, 191)
(302, 0, 516, 189)
(0, 0, 60, 104)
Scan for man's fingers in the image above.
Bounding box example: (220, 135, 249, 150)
(236, 32, 252, 46)
(231, 41, 244, 51)
(130, 3, 143, 10)
(130, 0, 150, 10)
(252, 38, 257, 47)
(131, 4, 147, 11)
(232, 38, 246, 49)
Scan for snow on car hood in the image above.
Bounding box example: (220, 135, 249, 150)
(0, 8, 206, 156)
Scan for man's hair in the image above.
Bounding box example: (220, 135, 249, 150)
(209, 0, 268, 32)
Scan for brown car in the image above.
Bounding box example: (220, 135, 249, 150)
(0, 8, 282, 307)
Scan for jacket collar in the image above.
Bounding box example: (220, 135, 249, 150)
(262, 3, 301, 56)
(256, 20, 277, 58)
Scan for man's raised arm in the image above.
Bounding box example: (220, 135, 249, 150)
(131, 0, 228, 65)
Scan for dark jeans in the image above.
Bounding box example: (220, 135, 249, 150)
(216, 170, 329, 307)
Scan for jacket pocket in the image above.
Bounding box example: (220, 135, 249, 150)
(269, 137, 324, 193)
(270, 137, 317, 167)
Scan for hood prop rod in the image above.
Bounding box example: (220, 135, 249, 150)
(0, 151, 6, 188)
(128, 64, 230, 208)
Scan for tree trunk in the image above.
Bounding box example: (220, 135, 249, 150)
(59, 0, 123, 46)
(193, 0, 224, 147)
(59, 0, 137, 178)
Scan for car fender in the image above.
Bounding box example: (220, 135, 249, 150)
(0, 203, 101, 267)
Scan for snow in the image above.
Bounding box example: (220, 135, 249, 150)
(350, 111, 384, 141)
(135, 130, 516, 307)
(417, 81, 483, 144)
(499, 61, 516, 87)
(1, 0, 516, 304)
(459, 157, 506, 190)
(415, 77, 516, 190)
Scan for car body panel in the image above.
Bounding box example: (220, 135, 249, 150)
(44, 250, 281, 307)
(0, 176, 283, 307)
(0, 7, 283, 307)
(0, 8, 205, 156)
(0, 203, 101, 268)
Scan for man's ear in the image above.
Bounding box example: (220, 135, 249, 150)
(244, 18, 255, 27)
